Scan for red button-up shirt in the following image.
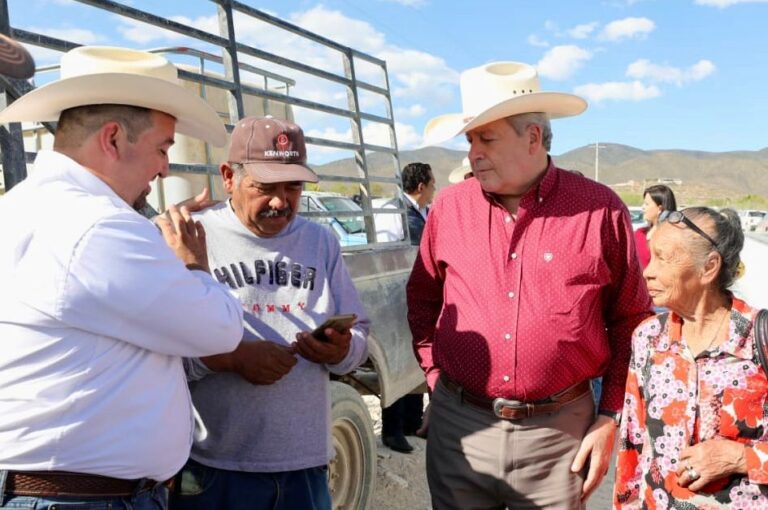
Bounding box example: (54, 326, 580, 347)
(406, 161, 653, 412)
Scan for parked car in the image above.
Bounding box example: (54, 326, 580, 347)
(628, 206, 646, 231)
(738, 210, 767, 231)
(755, 216, 768, 233)
(299, 191, 368, 246)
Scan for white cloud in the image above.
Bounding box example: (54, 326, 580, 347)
(290, 6, 387, 52)
(689, 59, 716, 80)
(28, 27, 101, 45)
(378, 48, 458, 101)
(114, 5, 459, 107)
(626, 58, 716, 85)
(23, 27, 102, 67)
(574, 81, 661, 103)
(304, 121, 421, 151)
(537, 45, 593, 81)
(527, 34, 550, 47)
(695, 0, 768, 6)
(118, 15, 217, 44)
(290, 6, 458, 102)
(544, 20, 559, 32)
(567, 22, 599, 39)
(598, 17, 656, 41)
(26, 46, 62, 68)
(106, 5, 454, 159)
(396, 104, 426, 117)
(364, 121, 421, 149)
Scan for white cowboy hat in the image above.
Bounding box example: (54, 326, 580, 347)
(448, 157, 472, 184)
(423, 61, 587, 146)
(0, 46, 226, 146)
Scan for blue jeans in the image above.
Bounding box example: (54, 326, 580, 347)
(170, 459, 331, 510)
(591, 377, 603, 408)
(0, 471, 168, 509)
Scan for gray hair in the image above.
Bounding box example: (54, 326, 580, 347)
(228, 162, 247, 186)
(684, 207, 744, 292)
(505, 112, 553, 152)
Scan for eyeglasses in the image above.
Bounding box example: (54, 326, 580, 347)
(659, 210, 719, 252)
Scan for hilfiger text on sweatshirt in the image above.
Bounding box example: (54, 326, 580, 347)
(213, 258, 317, 291)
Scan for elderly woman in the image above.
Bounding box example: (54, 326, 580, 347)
(635, 185, 678, 269)
(614, 207, 768, 509)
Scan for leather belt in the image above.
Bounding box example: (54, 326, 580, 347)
(4, 471, 172, 498)
(441, 376, 592, 420)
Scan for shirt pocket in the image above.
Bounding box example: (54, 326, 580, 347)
(536, 253, 610, 340)
(538, 254, 609, 315)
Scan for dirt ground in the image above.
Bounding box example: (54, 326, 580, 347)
(363, 395, 614, 510)
(364, 395, 432, 510)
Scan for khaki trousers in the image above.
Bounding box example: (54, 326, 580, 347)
(426, 378, 594, 510)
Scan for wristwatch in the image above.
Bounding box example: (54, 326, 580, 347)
(598, 410, 622, 426)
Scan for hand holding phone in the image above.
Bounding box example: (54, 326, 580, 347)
(311, 314, 357, 342)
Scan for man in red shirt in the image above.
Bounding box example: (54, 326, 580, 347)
(407, 61, 652, 509)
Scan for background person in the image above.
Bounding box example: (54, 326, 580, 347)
(635, 184, 677, 269)
(171, 116, 370, 510)
(377, 162, 435, 453)
(614, 207, 768, 508)
(408, 61, 652, 509)
(375, 162, 435, 244)
(0, 46, 243, 510)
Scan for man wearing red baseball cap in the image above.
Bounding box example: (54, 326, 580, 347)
(171, 116, 370, 510)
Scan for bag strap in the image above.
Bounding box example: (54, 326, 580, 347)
(755, 309, 768, 375)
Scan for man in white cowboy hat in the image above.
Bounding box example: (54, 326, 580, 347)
(0, 46, 244, 510)
(169, 116, 369, 510)
(407, 61, 652, 508)
(448, 157, 472, 184)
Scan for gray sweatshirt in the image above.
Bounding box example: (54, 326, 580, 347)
(185, 202, 370, 472)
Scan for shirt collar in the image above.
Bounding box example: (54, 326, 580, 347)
(32, 149, 132, 209)
(404, 193, 427, 214)
(666, 297, 756, 360)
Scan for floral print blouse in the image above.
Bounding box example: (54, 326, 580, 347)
(614, 298, 768, 509)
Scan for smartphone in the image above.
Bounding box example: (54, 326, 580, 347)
(311, 314, 358, 342)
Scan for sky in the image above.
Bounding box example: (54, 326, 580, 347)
(9, 0, 768, 163)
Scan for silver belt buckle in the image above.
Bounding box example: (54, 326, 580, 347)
(492, 397, 525, 419)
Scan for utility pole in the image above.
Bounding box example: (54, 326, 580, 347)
(593, 141, 606, 183)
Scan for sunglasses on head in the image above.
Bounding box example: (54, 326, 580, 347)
(659, 210, 719, 253)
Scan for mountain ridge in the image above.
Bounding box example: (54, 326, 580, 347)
(312, 143, 768, 204)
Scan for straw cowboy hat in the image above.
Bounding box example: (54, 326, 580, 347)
(423, 61, 587, 146)
(448, 157, 472, 184)
(0, 33, 35, 79)
(0, 46, 226, 146)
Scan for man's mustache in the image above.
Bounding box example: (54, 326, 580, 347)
(259, 208, 291, 218)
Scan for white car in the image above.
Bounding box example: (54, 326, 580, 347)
(628, 206, 646, 231)
(738, 210, 767, 231)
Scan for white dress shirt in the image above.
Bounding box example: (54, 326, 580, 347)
(0, 150, 244, 481)
(374, 194, 425, 242)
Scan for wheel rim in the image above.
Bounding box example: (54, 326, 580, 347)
(329, 416, 365, 509)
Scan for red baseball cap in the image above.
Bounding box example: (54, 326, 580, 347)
(228, 116, 319, 183)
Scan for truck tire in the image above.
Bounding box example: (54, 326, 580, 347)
(329, 381, 376, 510)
